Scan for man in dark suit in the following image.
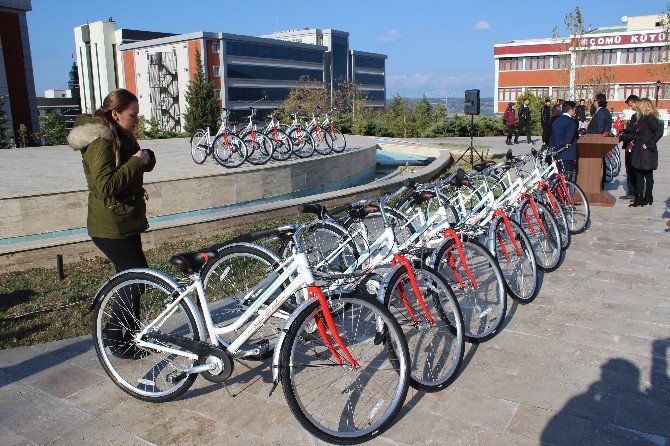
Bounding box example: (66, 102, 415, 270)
(586, 93, 612, 135)
(514, 98, 532, 144)
(619, 95, 639, 200)
(549, 100, 578, 181)
(540, 98, 552, 147)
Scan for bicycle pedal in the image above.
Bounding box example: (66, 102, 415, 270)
(165, 371, 187, 384)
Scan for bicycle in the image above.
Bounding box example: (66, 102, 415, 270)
(91, 233, 410, 443)
(238, 108, 274, 165)
(190, 110, 247, 168)
(263, 110, 293, 161)
(284, 112, 316, 158)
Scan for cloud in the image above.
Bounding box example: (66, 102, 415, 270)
(387, 72, 494, 96)
(387, 72, 434, 88)
(474, 20, 491, 30)
(431, 74, 494, 90)
(377, 29, 401, 43)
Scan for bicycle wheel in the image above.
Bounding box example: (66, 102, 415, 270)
(92, 270, 201, 402)
(540, 190, 571, 250)
(491, 217, 539, 304)
(213, 133, 247, 168)
(341, 207, 418, 253)
(552, 180, 590, 234)
(288, 127, 316, 158)
(518, 201, 563, 272)
(202, 243, 291, 360)
(294, 221, 360, 275)
(280, 294, 409, 444)
(311, 127, 333, 155)
(190, 129, 208, 164)
(265, 128, 293, 161)
(382, 264, 464, 391)
(242, 131, 274, 165)
(325, 125, 346, 153)
(433, 237, 507, 342)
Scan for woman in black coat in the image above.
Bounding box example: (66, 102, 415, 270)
(629, 98, 663, 207)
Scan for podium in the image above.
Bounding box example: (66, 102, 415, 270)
(577, 134, 619, 207)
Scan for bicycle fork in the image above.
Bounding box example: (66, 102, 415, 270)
(493, 210, 522, 261)
(390, 254, 435, 328)
(443, 229, 479, 291)
(521, 194, 547, 236)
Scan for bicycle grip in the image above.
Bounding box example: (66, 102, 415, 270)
(298, 203, 327, 218)
(329, 202, 354, 215)
(246, 227, 280, 240)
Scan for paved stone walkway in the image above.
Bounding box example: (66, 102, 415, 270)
(1, 137, 668, 445)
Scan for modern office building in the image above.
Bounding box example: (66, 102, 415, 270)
(36, 62, 81, 130)
(493, 14, 670, 113)
(73, 19, 174, 114)
(74, 21, 387, 131)
(0, 0, 40, 144)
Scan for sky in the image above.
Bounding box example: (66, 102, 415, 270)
(27, 0, 670, 99)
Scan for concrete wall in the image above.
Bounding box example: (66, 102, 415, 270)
(0, 145, 376, 240)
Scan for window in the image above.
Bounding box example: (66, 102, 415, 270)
(573, 84, 616, 101)
(552, 86, 571, 100)
(576, 49, 616, 66)
(524, 56, 551, 70)
(354, 72, 385, 85)
(552, 55, 569, 69)
(227, 64, 323, 82)
(214, 89, 220, 99)
(358, 89, 385, 101)
(621, 83, 669, 100)
(497, 87, 523, 102)
(354, 56, 385, 70)
(525, 87, 550, 98)
(227, 87, 294, 102)
(226, 40, 324, 64)
(498, 58, 523, 71)
(212, 42, 220, 53)
(622, 46, 669, 64)
(213, 66, 220, 77)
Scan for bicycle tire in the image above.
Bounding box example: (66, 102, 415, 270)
(341, 207, 418, 254)
(518, 201, 563, 272)
(280, 294, 409, 444)
(212, 132, 247, 168)
(539, 190, 571, 250)
(433, 236, 507, 343)
(92, 270, 201, 402)
(201, 243, 289, 360)
(311, 127, 333, 155)
(325, 125, 346, 152)
(265, 127, 293, 161)
(382, 264, 465, 391)
(241, 130, 274, 165)
(552, 179, 590, 234)
(190, 129, 208, 164)
(293, 221, 360, 276)
(288, 127, 316, 158)
(491, 216, 539, 304)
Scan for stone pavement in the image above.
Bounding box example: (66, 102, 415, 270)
(1, 137, 669, 446)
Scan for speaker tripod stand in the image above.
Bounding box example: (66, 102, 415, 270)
(452, 114, 484, 167)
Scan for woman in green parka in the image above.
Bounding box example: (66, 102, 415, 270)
(68, 88, 154, 358)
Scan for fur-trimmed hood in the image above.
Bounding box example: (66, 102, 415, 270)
(67, 115, 114, 151)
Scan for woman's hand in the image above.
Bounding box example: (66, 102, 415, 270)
(134, 149, 150, 165)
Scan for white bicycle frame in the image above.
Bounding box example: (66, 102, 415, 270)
(134, 250, 317, 361)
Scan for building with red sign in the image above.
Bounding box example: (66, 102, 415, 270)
(493, 14, 669, 114)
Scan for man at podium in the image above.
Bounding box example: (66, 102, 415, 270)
(549, 100, 578, 181)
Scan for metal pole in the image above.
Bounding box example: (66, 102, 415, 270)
(656, 84, 660, 107)
(56, 254, 65, 280)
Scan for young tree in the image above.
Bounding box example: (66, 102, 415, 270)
(413, 95, 433, 135)
(0, 94, 11, 149)
(385, 95, 411, 137)
(17, 123, 29, 148)
(40, 111, 68, 146)
(282, 78, 330, 119)
(182, 49, 219, 135)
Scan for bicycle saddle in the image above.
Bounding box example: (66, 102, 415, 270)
(348, 202, 380, 220)
(170, 250, 218, 273)
(299, 203, 328, 219)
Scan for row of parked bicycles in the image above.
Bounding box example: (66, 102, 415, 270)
(90, 144, 590, 444)
(190, 107, 347, 167)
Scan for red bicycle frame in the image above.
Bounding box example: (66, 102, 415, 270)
(390, 254, 435, 327)
(443, 229, 479, 290)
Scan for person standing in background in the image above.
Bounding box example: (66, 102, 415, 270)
(589, 98, 597, 117)
(587, 93, 612, 135)
(629, 98, 662, 207)
(503, 102, 516, 145)
(620, 95, 639, 200)
(549, 100, 578, 182)
(515, 98, 532, 144)
(541, 98, 552, 147)
(575, 99, 587, 133)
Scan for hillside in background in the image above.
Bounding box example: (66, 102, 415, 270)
(387, 97, 495, 116)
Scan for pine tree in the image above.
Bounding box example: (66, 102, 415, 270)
(182, 49, 219, 135)
(0, 94, 11, 149)
(413, 94, 433, 136)
(40, 111, 68, 146)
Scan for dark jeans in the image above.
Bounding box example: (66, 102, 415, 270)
(92, 235, 148, 345)
(541, 123, 551, 144)
(515, 120, 531, 143)
(506, 125, 515, 142)
(624, 150, 635, 195)
(633, 168, 654, 203)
